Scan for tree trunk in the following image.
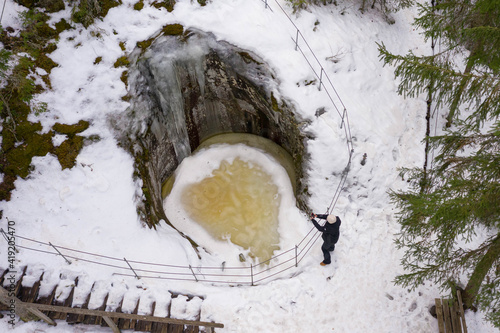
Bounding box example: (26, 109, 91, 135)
(463, 234, 500, 309)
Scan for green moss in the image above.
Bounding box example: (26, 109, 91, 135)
(3, 120, 53, 178)
(239, 51, 262, 65)
(39, 0, 65, 13)
(35, 53, 58, 73)
(55, 18, 72, 34)
(134, 0, 144, 10)
(270, 92, 280, 113)
(136, 38, 154, 50)
(101, 0, 121, 16)
(36, 22, 58, 40)
(114, 55, 130, 68)
(53, 135, 84, 169)
(94, 56, 102, 65)
(120, 70, 128, 87)
(72, 0, 120, 28)
(197, 0, 207, 6)
(52, 120, 90, 136)
(162, 24, 183, 36)
(43, 43, 57, 54)
(119, 41, 126, 51)
(152, 0, 176, 12)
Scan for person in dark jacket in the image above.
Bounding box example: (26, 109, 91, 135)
(311, 213, 341, 266)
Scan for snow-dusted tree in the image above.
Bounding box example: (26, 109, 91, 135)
(378, 0, 500, 327)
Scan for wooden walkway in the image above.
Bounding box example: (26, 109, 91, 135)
(434, 290, 468, 333)
(0, 267, 223, 332)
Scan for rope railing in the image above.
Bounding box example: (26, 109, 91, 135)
(260, 0, 354, 215)
(1, 226, 319, 286)
(0, 0, 355, 287)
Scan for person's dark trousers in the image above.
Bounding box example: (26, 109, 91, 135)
(321, 234, 338, 264)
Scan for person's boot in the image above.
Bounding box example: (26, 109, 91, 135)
(320, 261, 329, 266)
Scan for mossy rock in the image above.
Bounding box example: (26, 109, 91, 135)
(43, 43, 57, 54)
(152, 0, 175, 12)
(55, 19, 73, 34)
(120, 70, 129, 87)
(53, 135, 85, 169)
(72, 0, 121, 28)
(3, 121, 53, 178)
(134, 0, 144, 10)
(114, 56, 130, 68)
(101, 0, 121, 16)
(38, 0, 65, 12)
(35, 53, 58, 73)
(36, 22, 58, 40)
(162, 24, 183, 36)
(52, 120, 90, 136)
(239, 51, 262, 65)
(136, 38, 154, 50)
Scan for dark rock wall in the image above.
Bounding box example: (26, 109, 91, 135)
(121, 28, 308, 227)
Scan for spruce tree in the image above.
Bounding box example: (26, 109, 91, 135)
(378, 0, 500, 327)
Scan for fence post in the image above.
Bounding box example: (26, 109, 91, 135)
(188, 265, 198, 282)
(295, 245, 298, 267)
(0, 228, 19, 253)
(294, 29, 299, 51)
(250, 264, 254, 286)
(124, 258, 140, 279)
(49, 242, 71, 265)
(318, 68, 323, 91)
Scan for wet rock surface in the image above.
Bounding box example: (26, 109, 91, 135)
(117, 27, 308, 227)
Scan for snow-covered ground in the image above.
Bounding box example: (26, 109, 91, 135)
(0, 0, 497, 332)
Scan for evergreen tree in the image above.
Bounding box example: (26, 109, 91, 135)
(378, 0, 500, 327)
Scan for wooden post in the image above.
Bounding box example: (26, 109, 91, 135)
(250, 265, 254, 286)
(49, 242, 71, 265)
(435, 298, 445, 333)
(294, 29, 299, 51)
(0, 286, 56, 325)
(189, 265, 198, 282)
(295, 245, 298, 267)
(457, 290, 468, 333)
(102, 315, 121, 333)
(318, 68, 323, 91)
(124, 258, 140, 279)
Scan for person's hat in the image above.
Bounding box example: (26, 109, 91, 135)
(327, 214, 336, 224)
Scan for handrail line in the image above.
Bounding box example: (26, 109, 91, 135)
(1, 0, 354, 287)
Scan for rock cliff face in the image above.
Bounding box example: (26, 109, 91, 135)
(119, 26, 308, 228)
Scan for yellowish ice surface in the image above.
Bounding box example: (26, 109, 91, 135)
(182, 158, 280, 262)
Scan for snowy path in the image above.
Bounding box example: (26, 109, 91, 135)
(0, 0, 497, 332)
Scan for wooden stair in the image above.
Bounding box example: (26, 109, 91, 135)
(0, 267, 223, 332)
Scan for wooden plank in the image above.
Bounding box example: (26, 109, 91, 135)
(121, 298, 139, 330)
(67, 292, 91, 324)
(36, 284, 58, 320)
(25, 302, 224, 328)
(141, 301, 156, 332)
(442, 298, 453, 333)
(52, 284, 75, 320)
(14, 267, 27, 297)
(435, 298, 445, 333)
(0, 285, 51, 323)
(94, 293, 109, 326)
(103, 315, 121, 333)
(450, 299, 460, 333)
(457, 290, 468, 333)
(167, 324, 184, 333)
